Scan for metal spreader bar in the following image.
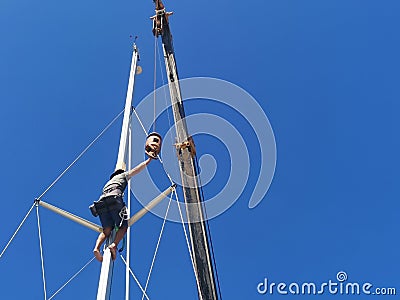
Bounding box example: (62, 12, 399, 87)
(35, 184, 174, 234)
(128, 184, 176, 227)
(37, 199, 103, 233)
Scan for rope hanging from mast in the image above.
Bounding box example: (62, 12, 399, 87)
(141, 193, 173, 300)
(37, 108, 125, 200)
(36, 205, 47, 300)
(120, 255, 151, 300)
(0, 203, 36, 258)
(153, 35, 158, 132)
(47, 256, 96, 300)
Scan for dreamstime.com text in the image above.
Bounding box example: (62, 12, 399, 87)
(257, 272, 396, 296)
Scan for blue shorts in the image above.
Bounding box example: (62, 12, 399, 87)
(98, 196, 128, 228)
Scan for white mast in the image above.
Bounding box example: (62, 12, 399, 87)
(125, 125, 132, 300)
(116, 44, 140, 171)
(96, 44, 139, 300)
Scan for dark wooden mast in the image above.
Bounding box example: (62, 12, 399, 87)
(152, 1, 219, 299)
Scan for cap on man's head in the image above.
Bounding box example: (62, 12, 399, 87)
(110, 169, 125, 180)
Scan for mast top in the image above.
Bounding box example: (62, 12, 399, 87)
(153, 0, 165, 11)
(151, 0, 173, 37)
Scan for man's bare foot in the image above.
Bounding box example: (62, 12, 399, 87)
(93, 249, 103, 262)
(108, 243, 117, 261)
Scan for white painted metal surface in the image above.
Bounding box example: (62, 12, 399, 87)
(97, 44, 139, 300)
(38, 201, 102, 233)
(128, 185, 175, 227)
(116, 45, 139, 171)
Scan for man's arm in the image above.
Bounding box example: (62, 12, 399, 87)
(126, 158, 152, 180)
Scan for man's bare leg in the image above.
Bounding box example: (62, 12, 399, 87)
(108, 226, 127, 261)
(94, 227, 112, 262)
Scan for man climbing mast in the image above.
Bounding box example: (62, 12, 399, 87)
(92, 135, 162, 262)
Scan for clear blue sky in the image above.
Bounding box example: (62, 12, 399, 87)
(1, 0, 399, 299)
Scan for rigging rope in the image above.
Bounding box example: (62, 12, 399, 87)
(120, 255, 151, 300)
(37, 108, 125, 200)
(132, 38, 177, 186)
(47, 256, 96, 300)
(125, 124, 132, 298)
(108, 256, 115, 300)
(36, 205, 47, 300)
(174, 189, 203, 296)
(0, 203, 36, 258)
(153, 35, 158, 132)
(157, 37, 173, 137)
(195, 155, 223, 299)
(131, 106, 175, 185)
(156, 37, 178, 186)
(141, 194, 173, 300)
(154, 39, 204, 296)
(131, 106, 149, 137)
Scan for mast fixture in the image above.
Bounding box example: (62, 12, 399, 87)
(151, 0, 173, 37)
(175, 136, 197, 157)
